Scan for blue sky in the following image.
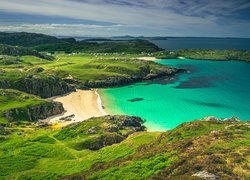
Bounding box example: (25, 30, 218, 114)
(0, 0, 250, 37)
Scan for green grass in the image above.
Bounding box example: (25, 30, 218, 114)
(0, 117, 249, 179)
(0, 89, 56, 124)
(154, 49, 250, 62)
(0, 122, 158, 179)
(0, 53, 172, 84)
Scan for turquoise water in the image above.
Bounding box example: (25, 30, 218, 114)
(100, 59, 250, 131)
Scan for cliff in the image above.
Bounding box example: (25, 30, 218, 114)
(0, 74, 75, 98)
(0, 89, 64, 124)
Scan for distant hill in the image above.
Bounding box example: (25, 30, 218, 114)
(34, 39, 161, 53)
(0, 32, 161, 53)
(0, 32, 76, 47)
(0, 44, 52, 60)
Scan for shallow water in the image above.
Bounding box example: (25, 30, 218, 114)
(100, 59, 250, 131)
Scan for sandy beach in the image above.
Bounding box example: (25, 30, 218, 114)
(45, 89, 107, 125)
(137, 57, 157, 61)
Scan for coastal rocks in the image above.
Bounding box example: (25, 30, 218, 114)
(0, 75, 75, 98)
(4, 101, 64, 122)
(200, 116, 241, 123)
(83, 76, 134, 88)
(104, 115, 146, 131)
(200, 116, 221, 122)
(81, 66, 182, 88)
(223, 116, 240, 123)
(55, 115, 146, 151)
(59, 114, 75, 121)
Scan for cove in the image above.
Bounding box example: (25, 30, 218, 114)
(100, 59, 250, 131)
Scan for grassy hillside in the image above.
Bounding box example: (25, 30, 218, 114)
(0, 54, 179, 97)
(0, 89, 63, 124)
(0, 44, 52, 60)
(0, 32, 160, 53)
(34, 39, 161, 53)
(0, 32, 74, 47)
(154, 49, 250, 62)
(0, 116, 248, 179)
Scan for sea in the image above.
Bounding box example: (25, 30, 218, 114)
(100, 59, 250, 131)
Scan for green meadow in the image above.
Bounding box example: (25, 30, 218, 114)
(0, 117, 249, 179)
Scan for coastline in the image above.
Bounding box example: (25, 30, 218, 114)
(95, 89, 108, 115)
(137, 57, 158, 61)
(44, 89, 107, 126)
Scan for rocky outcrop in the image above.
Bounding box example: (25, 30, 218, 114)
(0, 75, 75, 98)
(4, 101, 64, 122)
(55, 115, 146, 150)
(82, 68, 183, 88)
(200, 116, 241, 123)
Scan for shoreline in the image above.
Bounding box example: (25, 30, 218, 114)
(43, 89, 107, 126)
(137, 57, 158, 61)
(95, 89, 108, 115)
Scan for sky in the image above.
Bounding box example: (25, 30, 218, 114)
(0, 0, 250, 37)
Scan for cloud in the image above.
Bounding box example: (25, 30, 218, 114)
(0, 0, 216, 27)
(0, 0, 249, 37)
(0, 23, 124, 36)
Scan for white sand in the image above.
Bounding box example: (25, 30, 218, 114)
(137, 57, 157, 61)
(45, 89, 107, 125)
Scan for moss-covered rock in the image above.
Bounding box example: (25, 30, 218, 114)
(0, 74, 75, 98)
(54, 115, 146, 150)
(0, 89, 64, 124)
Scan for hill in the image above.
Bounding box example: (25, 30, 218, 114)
(0, 89, 63, 124)
(0, 54, 180, 97)
(0, 32, 75, 47)
(34, 39, 161, 53)
(0, 116, 248, 179)
(154, 49, 250, 62)
(0, 32, 161, 54)
(0, 44, 52, 60)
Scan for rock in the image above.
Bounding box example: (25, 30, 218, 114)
(36, 121, 49, 128)
(200, 116, 221, 122)
(59, 114, 75, 121)
(31, 67, 44, 73)
(223, 116, 240, 123)
(4, 101, 64, 122)
(87, 127, 97, 134)
(192, 171, 219, 180)
(119, 116, 144, 128)
(0, 75, 75, 98)
(210, 130, 220, 135)
(106, 125, 118, 132)
(77, 133, 125, 151)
